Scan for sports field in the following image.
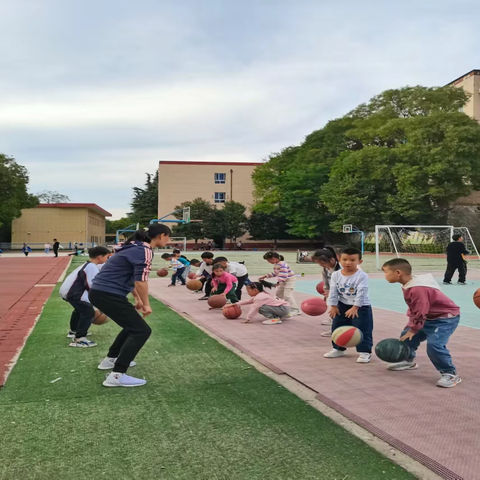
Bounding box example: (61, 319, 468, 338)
(0, 257, 414, 480)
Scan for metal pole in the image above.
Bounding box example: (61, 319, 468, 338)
(375, 225, 380, 269)
(361, 231, 364, 256)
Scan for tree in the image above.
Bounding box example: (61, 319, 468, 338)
(0, 154, 38, 228)
(130, 172, 158, 226)
(248, 211, 292, 248)
(35, 190, 70, 203)
(106, 216, 137, 233)
(206, 201, 248, 243)
(171, 198, 215, 245)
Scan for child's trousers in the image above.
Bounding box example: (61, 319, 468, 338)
(276, 277, 299, 314)
(259, 304, 290, 320)
(331, 301, 373, 353)
(171, 267, 186, 285)
(400, 316, 460, 374)
(213, 282, 238, 303)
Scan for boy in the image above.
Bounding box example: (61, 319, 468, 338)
(172, 249, 190, 282)
(60, 246, 110, 347)
(383, 258, 461, 388)
(161, 253, 186, 286)
(213, 256, 250, 300)
(443, 234, 469, 285)
(196, 252, 215, 300)
(324, 247, 373, 363)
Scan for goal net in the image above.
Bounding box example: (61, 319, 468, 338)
(162, 237, 187, 252)
(375, 225, 480, 269)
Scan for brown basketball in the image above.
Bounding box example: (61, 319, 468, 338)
(93, 310, 109, 325)
(156, 268, 169, 277)
(223, 304, 242, 319)
(474, 288, 480, 309)
(208, 295, 227, 309)
(186, 279, 203, 291)
(187, 272, 196, 279)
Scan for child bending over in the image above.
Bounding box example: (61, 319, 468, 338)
(324, 247, 373, 364)
(161, 253, 186, 286)
(383, 258, 461, 388)
(211, 263, 238, 303)
(213, 256, 250, 300)
(173, 249, 191, 281)
(232, 281, 290, 325)
(195, 251, 215, 300)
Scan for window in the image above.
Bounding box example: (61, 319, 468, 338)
(214, 192, 226, 203)
(215, 173, 226, 184)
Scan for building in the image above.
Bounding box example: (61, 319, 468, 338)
(11, 203, 112, 247)
(448, 69, 480, 121)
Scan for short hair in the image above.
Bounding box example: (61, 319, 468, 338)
(213, 256, 228, 263)
(161, 253, 172, 259)
(212, 263, 225, 271)
(382, 258, 412, 274)
(172, 249, 181, 254)
(452, 234, 462, 241)
(201, 252, 214, 259)
(263, 251, 280, 260)
(340, 247, 362, 260)
(190, 258, 201, 265)
(88, 246, 110, 258)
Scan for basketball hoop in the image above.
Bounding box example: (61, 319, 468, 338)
(343, 224, 353, 234)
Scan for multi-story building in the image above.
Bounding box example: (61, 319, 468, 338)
(448, 69, 480, 121)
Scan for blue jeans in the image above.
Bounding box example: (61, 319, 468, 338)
(171, 267, 186, 285)
(331, 301, 374, 353)
(400, 316, 460, 374)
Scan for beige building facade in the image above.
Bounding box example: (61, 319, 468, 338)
(448, 69, 480, 121)
(12, 203, 111, 247)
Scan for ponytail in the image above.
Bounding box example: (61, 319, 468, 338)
(247, 280, 274, 292)
(263, 251, 282, 261)
(127, 224, 172, 244)
(312, 246, 338, 263)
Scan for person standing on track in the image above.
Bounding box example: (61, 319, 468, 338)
(89, 224, 171, 388)
(443, 234, 469, 285)
(53, 239, 60, 257)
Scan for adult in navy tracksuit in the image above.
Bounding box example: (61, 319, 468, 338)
(89, 224, 171, 388)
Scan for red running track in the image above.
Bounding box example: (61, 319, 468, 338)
(0, 257, 70, 385)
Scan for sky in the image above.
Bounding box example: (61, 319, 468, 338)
(1, 0, 479, 219)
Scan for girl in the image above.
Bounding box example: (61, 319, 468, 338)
(231, 281, 290, 325)
(89, 224, 171, 388)
(259, 252, 300, 316)
(312, 246, 341, 337)
(211, 263, 238, 303)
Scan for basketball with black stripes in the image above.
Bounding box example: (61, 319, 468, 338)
(375, 338, 411, 363)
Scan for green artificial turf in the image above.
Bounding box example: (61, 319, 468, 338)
(0, 261, 415, 480)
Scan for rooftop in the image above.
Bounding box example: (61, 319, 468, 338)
(37, 203, 112, 217)
(447, 69, 480, 86)
(159, 160, 263, 166)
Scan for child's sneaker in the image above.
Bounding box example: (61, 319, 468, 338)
(458, 281, 466, 286)
(443, 281, 452, 285)
(69, 338, 97, 348)
(103, 372, 146, 387)
(262, 318, 282, 325)
(436, 373, 462, 388)
(321, 319, 332, 326)
(357, 353, 372, 363)
(67, 331, 91, 338)
(324, 349, 346, 358)
(288, 311, 302, 317)
(320, 331, 332, 337)
(198, 296, 209, 301)
(387, 360, 418, 371)
(98, 357, 137, 370)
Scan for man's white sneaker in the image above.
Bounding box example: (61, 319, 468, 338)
(262, 318, 282, 325)
(103, 372, 146, 387)
(69, 338, 97, 348)
(324, 349, 346, 358)
(357, 353, 372, 363)
(436, 373, 462, 388)
(387, 360, 418, 371)
(98, 357, 137, 370)
(321, 319, 333, 326)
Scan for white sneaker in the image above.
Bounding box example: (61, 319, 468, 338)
(262, 318, 282, 325)
(436, 373, 462, 388)
(98, 357, 137, 370)
(103, 372, 146, 387)
(69, 338, 97, 348)
(288, 311, 302, 317)
(324, 349, 346, 358)
(320, 331, 332, 337)
(387, 360, 418, 371)
(357, 353, 372, 363)
(321, 319, 333, 326)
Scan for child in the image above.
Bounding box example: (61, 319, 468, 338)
(211, 263, 238, 303)
(44, 242, 51, 255)
(443, 234, 469, 285)
(213, 256, 250, 300)
(324, 247, 373, 363)
(161, 253, 186, 286)
(60, 246, 111, 347)
(312, 246, 341, 337)
(172, 249, 191, 281)
(22, 243, 32, 257)
(196, 252, 215, 300)
(259, 252, 300, 316)
(89, 224, 171, 388)
(382, 258, 461, 388)
(231, 281, 290, 325)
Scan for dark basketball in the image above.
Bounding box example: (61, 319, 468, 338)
(474, 288, 480, 309)
(186, 279, 203, 291)
(375, 338, 411, 363)
(187, 272, 196, 279)
(156, 268, 169, 277)
(208, 295, 227, 309)
(223, 304, 242, 319)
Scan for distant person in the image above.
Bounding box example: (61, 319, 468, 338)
(443, 234, 469, 285)
(22, 243, 32, 257)
(236, 241, 243, 250)
(69, 243, 79, 257)
(44, 242, 51, 255)
(53, 239, 60, 257)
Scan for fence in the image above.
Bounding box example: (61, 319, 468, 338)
(0, 242, 98, 251)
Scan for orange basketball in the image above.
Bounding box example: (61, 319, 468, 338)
(301, 297, 328, 316)
(223, 304, 242, 319)
(186, 279, 203, 291)
(474, 288, 480, 309)
(208, 295, 227, 309)
(157, 268, 169, 277)
(93, 310, 109, 325)
(187, 272, 196, 279)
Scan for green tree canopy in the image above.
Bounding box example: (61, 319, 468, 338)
(0, 154, 38, 228)
(106, 216, 137, 234)
(171, 198, 215, 244)
(35, 191, 70, 203)
(248, 211, 292, 248)
(207, 201, 248, 242)
(130, 172, 158, 226)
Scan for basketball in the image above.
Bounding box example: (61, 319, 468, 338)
(332, 326, 363, 348)
(208, 295, 227, 309)
(474, 288, 480, 309)
(186, 279, 203, 291)
(188, 272, 196, 279)
(316, 281, 325, 295)
(375, 338, 411, 363)
(223, 304, 242, 319)
(93, 310, 109, 325)
(156, 268, 168, 277)
(301, 297, 328, 316)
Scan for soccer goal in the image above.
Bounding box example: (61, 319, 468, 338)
(163, 237, 187, 252)
(374, 225, 480, 269)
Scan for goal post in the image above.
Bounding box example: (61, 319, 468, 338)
(164, 237, 187, 252)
